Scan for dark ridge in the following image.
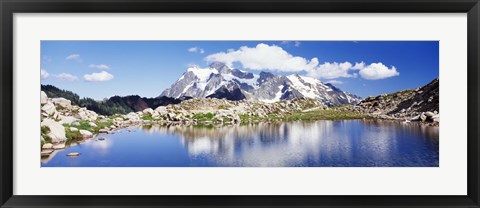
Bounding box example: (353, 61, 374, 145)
(41, 84, 184, 116)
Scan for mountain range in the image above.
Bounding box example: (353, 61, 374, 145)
(160, 62, 361, 106)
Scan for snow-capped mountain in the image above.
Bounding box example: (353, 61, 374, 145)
(160, 62, 361, 105)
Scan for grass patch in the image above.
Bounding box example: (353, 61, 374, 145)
(65, 128, 83, 146)
(75, 120, 93, 131)
(63, 119, 114, 134)
(41, 126, 52, 144)
(141, 113, 162, 121)
(55, 105, 65, 111)
(41, 126, 50, 135)
(285, 109, 372, 121)
(192, 112, 215, 121)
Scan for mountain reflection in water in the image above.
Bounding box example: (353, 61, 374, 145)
(41, 120, 439, 167)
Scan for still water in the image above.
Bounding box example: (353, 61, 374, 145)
(41, 120, 439, 167)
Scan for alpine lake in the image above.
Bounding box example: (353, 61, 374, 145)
(41, 119, 439, 167)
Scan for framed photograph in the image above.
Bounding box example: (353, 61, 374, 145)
(1, 0, 479, 207)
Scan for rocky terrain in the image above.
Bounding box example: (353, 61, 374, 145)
(161, 62, 361, 105)
(346, 78, 439, 124)
(40, 90, 335, 158)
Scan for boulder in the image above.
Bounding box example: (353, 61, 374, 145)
(71, 121, 80, 126)
(425, 111, 435, 118)
(75, 110, 98, 121)
(59, 116, 78, 125)
(42, 143, 53, 149)
(420, 113, 427, 122)
(85, 110, 98, 121)
(75, 111, 87, 120)
(99, 129, 109, 133)
(154, 106, 168, 115)
(142, 108, 154, 115)
(67, 152, 80, 157)
(125, 112, 140, 121)
(89, 122, 98, 128)
(41, 102, 56, 115)
(41, 118, 67, 143)
(52, 98, 72, 109)
(52, 111, 62, 120)
(41, 149, 54, 156)
(40, 91, 48, 105)
(53, 143, 66, 149)
(69, 127, 78, 132)
(79, 130, 93, 139)
(167, 113, 178, 121)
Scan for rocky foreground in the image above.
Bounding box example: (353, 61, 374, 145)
(40, 91, 332, 157)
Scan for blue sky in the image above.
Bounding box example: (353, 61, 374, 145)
(41, 41, 438, 100)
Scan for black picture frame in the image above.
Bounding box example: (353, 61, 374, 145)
(1, 0, 479, 207)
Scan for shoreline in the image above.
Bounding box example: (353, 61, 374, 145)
(41, 117, 438, 161)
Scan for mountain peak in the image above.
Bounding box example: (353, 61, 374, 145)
(209, 62, 231, 74)
(161, 65, 361, 105)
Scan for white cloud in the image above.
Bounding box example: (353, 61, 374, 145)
(41, 69, 49, 79)
(89, 64, 111, 70)
(358, 62, 400, 80)
(280, 41, 301, 47)
(351, 62, 365, 70)
(65, 54, 81, 61)
(205, 43, 318, 72)
(84, 71, 114, 82)
(204, 43, 399, 81)
(188, 47, 205, 54)
(306, 62, 356, 79)
(326, 80, 343, 85)
(54, 73, 78, 81)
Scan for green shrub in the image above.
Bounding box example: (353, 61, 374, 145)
(65, 128, 83, 145)
(41, 126, 50, 135)
(192, 112, 215, 120)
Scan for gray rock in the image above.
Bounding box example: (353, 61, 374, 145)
(79, 130, 93, 139)
(420, 113, 427, 122)
(41, 102, 56, 115)
(40, 91, 48, 105)
(99, 129, 109, 133)
(59, 116, 78, 125)
(41, 149, 54, 156)
(89, 122, 97, 128)
(425, 111, 435, 118)
(42, 143, 53, 149)
(41, 118, 67, 143)
(53, 143, 66, 149)
(52, 97, 72, 109)
(67, 152, 80, 157)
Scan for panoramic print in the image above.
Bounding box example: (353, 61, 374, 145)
(40, 41, 439, 167)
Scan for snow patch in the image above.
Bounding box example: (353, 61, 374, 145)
(287, 75, 319, 99)
(187, 66, 218, 82)
(261, 85, 284, 103)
